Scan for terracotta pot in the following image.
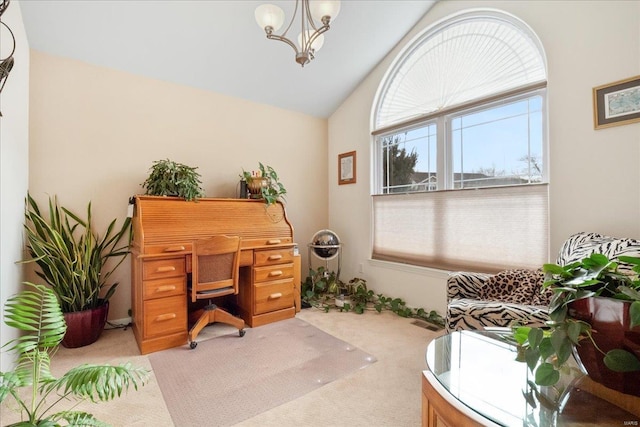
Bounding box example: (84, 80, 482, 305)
(62, 301, 109, 348)
(569, 297, 640, 397)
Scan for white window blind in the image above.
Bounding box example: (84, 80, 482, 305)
(375, 12, 546, 130)
(372, 184, 549, 273)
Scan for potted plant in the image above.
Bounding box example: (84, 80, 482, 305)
(514, 253, 640, 397)
(0, 283, 149, 426)
(241, 163, 287, 205)
(141, 158, 204, 201)
(22, 193, 132, 348)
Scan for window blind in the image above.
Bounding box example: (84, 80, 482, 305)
(372, 184, 549, 273)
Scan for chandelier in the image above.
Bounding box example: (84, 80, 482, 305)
(254, 0, 341, 67)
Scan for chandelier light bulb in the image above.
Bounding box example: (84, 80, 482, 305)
(298, 31, 325, 52)
(309, 0, 341, 23)
(255, 4, 285, 33)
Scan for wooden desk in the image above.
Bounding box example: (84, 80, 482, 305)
(130, 196, 301, 354)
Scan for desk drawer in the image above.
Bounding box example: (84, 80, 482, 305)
(144, 243, 192, 255)
(143, 276, 186, 300)
(143, 258, 185, 281)
(254, 278, 294, 315)
(143, 295, 187, 338)
(253, 263, 294, 283)
(254, 248, 294, 266)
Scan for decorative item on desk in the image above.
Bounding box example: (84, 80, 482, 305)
(240, 163, 287, 206)
(141, 158, 204, 201)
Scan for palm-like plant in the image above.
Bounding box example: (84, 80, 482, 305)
(23, 193, 131, 313)
(0, 283, 149, 426)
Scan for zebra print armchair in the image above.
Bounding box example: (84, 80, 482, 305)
(445, 231, 640, 333)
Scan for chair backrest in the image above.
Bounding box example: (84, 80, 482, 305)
(556, 232, 640, 269)
(191, 235, 241, 303)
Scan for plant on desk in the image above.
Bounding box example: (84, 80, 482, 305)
(142, 158, 204, 201)
(241, 163, 287, 206)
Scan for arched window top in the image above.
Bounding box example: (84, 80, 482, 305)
(374, 10, 547, 130)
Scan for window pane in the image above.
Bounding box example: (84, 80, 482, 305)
(381, 124, 436, 194)
(451, 96, 543, 189)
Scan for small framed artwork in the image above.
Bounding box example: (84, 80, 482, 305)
(593, 75, 640, 129)
(338, 151, 356, 185)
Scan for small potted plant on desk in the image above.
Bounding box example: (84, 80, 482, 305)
(513, 253, 640, 402)
(141, 158, 204, 201)
(241, 162, 287, 205)
(22, 193, 132, 348)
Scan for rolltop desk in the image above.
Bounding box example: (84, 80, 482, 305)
(130, 196, 301, 354)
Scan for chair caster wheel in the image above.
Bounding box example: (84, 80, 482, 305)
(190, 341, 197, 349)
(239, 329, 246, 337)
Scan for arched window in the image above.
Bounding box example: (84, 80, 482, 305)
(371, 10, 548, 272)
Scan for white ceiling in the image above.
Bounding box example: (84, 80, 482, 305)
(19, 0, 436, 118)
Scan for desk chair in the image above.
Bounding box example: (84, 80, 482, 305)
(188, 235, 246, 349)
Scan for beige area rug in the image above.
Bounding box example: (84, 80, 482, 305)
(148, 317, 377, 426)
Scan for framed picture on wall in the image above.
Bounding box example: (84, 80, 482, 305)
(338, 151, 356, 185)
(593, 75, 640, 129)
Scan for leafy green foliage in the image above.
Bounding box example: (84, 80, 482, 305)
(301, 268, 445, 328)
(0, 284, 149, 426)
(241, 163, 287, 206)
(514, 253, 640, 388)
(142, 159, 204, 201)
(22, 193, 132, 313)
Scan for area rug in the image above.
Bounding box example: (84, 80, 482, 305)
(148, 317, 376, 426)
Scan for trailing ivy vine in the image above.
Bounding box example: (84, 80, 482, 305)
(302, 267, 445, 328)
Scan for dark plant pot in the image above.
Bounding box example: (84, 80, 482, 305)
(569, 297, 640, 397)
(62, 301, 109, 348)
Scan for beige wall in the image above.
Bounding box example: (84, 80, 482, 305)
(28, 51, 328, 321)
(0, 1, 30, 372)
(328, 0, 640, 315)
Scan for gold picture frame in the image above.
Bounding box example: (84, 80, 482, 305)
(338, 151, 356, 185)
(593, 75, 640, 130)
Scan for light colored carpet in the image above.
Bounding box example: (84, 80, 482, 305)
(0, 308, 443, 426)
(149, 318, 376, 426)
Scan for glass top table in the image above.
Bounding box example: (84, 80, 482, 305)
(425, 330, 640, 426)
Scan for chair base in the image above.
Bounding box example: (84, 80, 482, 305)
(188, 304, 245, 349)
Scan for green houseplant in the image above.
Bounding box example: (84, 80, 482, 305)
(0, 283, 149, 426)
(514, 253, 640, 395)
(141, 159, 204, 201)
(22, 193, 132, 347)
(302, 267, 445, 327)
(241, 163, 287, 205)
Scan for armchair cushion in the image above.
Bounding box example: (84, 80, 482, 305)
(479, 269, 543, 304)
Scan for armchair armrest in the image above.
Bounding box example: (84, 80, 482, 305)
(447, 271, 491, 302)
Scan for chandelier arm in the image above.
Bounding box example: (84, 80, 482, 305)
(305, 25, 330, 51)
(303, 0, 320, 32)
(278, 0, 299, 39)
(266, 34, 301, 56)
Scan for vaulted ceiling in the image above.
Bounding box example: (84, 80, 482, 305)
(19, 1, 436, 118)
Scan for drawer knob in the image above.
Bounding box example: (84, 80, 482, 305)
(164, 246, 186, 252)
(156, 285, 176, 293)
(156, 266, 176, 273)
(267, 239, 282, 245)
(269, 292, 282, 300)
(155, 313, 176, 322)
(268, 270, 283, 277)
(268, 254, 283, 261)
